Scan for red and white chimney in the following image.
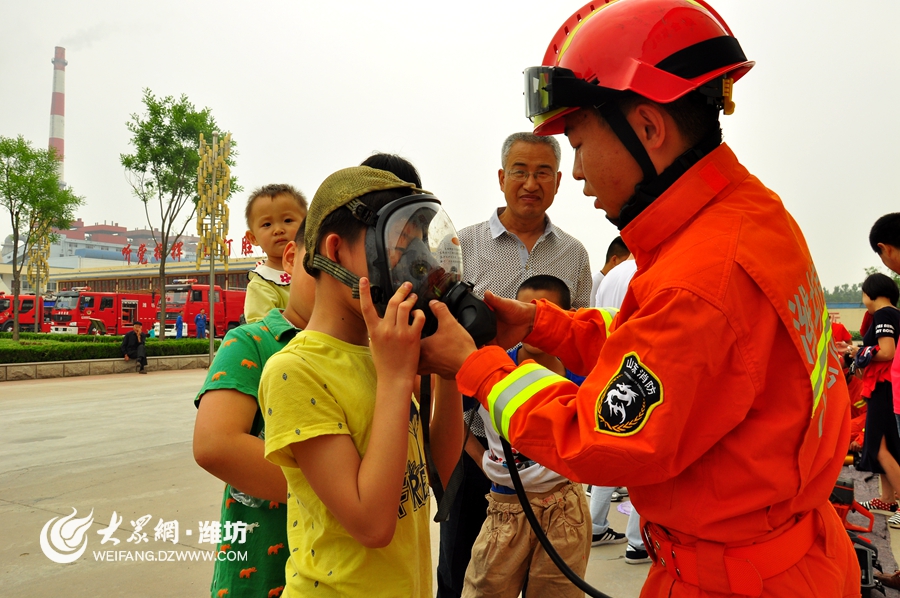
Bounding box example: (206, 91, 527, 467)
(49, 46, 67, 185)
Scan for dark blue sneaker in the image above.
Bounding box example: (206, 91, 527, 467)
(625, 544, 651, 564)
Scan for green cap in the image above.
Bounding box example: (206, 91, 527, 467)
(304, 166, 424, 271)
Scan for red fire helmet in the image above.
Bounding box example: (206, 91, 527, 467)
(526, 0, 755, 135)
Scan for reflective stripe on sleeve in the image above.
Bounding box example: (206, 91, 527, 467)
(486, 363, 569, 440)
(594, 307, 619, 336)
(810, 308, 832, 417)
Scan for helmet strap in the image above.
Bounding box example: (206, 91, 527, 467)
(598, 103, 657, 182)
(612, 127, 722, 230)
(311, 254, 361, 299)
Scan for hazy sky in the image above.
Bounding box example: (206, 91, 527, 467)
(1, 0, 898, 291)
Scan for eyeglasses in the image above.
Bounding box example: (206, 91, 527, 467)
(506, 169, 555, 183)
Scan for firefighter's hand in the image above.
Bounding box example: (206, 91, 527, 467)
(850, 440, 862, 452)
(483, 291, 536, 350)
(419, 301, 476, 379)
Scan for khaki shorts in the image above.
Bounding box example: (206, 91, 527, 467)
(462, 481, 590, 598)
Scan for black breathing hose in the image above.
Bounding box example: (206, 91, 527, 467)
(500, 438, 615, 598)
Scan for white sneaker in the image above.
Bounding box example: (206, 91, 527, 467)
(611, 487, 629, 502)
(592, 529, 626, 546)
(888, 512, 900, 529)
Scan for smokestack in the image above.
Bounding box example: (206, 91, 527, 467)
(49, 46, 67, 186)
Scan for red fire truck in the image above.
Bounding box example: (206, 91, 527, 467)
(50, 288, 158, 335)
(0, 292, 50, 332)
(155, 280, 245, 338)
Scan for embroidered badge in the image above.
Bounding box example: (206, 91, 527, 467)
(595, 352, 663, 436)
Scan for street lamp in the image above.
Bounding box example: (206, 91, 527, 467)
(196, 132, 231, 361)
(26, 223, 51, 333)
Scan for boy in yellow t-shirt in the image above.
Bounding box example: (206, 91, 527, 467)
(244, 184, 307, 323)
(258, 167, 462, 597)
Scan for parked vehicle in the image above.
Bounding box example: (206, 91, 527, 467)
(154, 280, 245, 338)
(0, 292, 50, 332)
(50, 287, 157, 335)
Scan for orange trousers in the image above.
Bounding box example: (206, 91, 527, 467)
(639, 505, 860, 598)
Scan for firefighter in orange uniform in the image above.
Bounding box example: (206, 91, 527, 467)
(420, 1, 860, 596)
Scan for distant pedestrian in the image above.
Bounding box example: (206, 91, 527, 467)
(195, 309, 208, 339)
(175, 311, 183, 339)
(121, 321, 148, 374)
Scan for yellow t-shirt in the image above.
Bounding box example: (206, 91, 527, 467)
(245, 270, 291, 324)
(259, 330, 432, 598)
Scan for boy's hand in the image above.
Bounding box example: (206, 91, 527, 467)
(359, 278, 425, 380)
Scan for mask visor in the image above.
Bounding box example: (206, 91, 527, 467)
(383, 201, 463, 314)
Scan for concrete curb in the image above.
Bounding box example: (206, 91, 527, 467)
(0, 354, 210, 382)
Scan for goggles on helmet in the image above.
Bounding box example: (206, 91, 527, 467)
(524, 66, 613, 125)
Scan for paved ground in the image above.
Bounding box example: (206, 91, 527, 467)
(3, 370, 883, 597)
(0, 370, 649, 597)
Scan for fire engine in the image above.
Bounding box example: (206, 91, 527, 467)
(50, 287, 158, 335)
(154, 280, 245, 338)
(0, 292, 51, 332)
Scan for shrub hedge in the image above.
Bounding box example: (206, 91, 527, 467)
(0, 331, 119, 344)
(0, 336, 219, 364)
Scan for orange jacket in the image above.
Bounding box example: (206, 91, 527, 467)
(458, 144, 850, 544)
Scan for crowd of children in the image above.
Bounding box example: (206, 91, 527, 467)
(192, 156, 455, 597)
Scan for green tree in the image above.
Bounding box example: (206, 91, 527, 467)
(822, 267, 900, 304)
(864, 266, 900, 288)
(823, 282, 864, 304)
(0, 135, 83, 341)
(120, 89, 238, 339)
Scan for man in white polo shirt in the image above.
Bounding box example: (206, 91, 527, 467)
(459, 132, 592, 309)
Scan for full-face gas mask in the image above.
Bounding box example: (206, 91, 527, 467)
(364, 195, 496, 346)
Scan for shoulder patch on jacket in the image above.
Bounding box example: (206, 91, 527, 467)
(595, 353, 663, 436)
